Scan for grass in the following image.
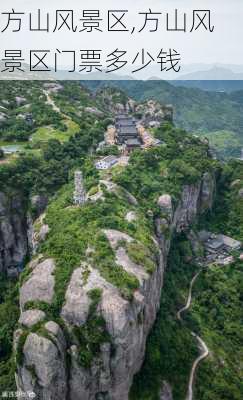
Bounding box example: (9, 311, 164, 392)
(0, 140, 28, 147)
(126, 241, 156, 274)
(73, 288, 110, 368)
(30, 119, 80, 146)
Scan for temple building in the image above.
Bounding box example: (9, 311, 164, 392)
(115, 114, 141, 151)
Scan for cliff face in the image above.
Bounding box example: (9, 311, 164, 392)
(0, 192, 48, 277)
(15, 173, 215, 400)
(0, 191, 28, 277)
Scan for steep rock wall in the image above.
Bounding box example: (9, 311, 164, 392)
(0, 191, 28, 276)
(0, 192, 48, 277)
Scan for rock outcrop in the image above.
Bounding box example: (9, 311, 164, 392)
(0, 191, 49, 276)
(19, 258, 55, 311)
(159, 381, 173, 400)
(0, 191, 28, 276)
(15, 173, 216, 400)
(16, 323, 68, 400)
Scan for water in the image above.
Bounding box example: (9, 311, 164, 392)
(1, 144, 22, 154)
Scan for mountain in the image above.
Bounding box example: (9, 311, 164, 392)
(171, 80, 243, 93)
(174, 67, 243, 81)
(0, 80, 243, 400)
(85, 79, 243, 138)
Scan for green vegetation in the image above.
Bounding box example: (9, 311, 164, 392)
(130, 237, 199, 400)
(0, 112, 110, 196)
(190, 159, 243, 399)
(0, 82, 65, 142)
(131, 160, 243, 400)
(86, 80, 243, 159)
(88, 185, 99, 196)
(203, 130, 241, 159)
(115, 123, 218, 206)
(0, 277, 19, 392)
(0, 80, 241, 397)
(74, 288, 110, 368)
(0, 120, 216, 384)
(92, 233, 139, 300)
(30, 119, 80, 146)
(15, 331, 29, 366)
(199, 159, 243, 241)
(189, 262, 243, 400)
(126, 241, 156, 274)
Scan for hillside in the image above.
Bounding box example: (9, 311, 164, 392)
(0, 81, 242, 400)
(85, 80, 243, 158)
(130, 159, 243, 400)
(0, 115, 220, 398)
(1, 80, 243, 159)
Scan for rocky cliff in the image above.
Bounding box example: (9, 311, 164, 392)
(0, 192, 48, 277)
(0, 191, 28, 277)
(14, 170, 215, 400)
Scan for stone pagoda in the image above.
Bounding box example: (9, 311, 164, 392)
(73, 170, 86, 205)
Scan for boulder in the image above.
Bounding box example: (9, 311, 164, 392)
(19, 259, 55, 310)
(230, 179, 241, 188)
(238, 188, 243, 198)
(15, 96, 27, 106)
(125, 211, 137, 222)
(19, 310, 46, 328)
(157, 194, 173, 218)
(159, 381, 173, 400)
(17, 329, 67, 400)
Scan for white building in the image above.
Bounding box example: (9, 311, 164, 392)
(95, 155, 118, 170)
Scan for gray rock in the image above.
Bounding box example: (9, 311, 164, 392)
(0, 191, 28, 274)
(61, 266, 92, 326)
(19, 259, 55, 310)
(15, 96, 27, 106)
(173, 184, 201, 232)
(100, 180, 138, 206)
(15, 173, 216, 400)
(200, 172, 215, 211)
(231, 179, 241, 188)
(238, 188, 243, 198)
(30, 195, 48, 217)
(19, 310, 46, 328)
(17, 331, 67, 400)
(125, 211, 137, 222)
(0, 112, 6, 122)
(159, 381, 173, 400)
(38, 224, 50, 242)
(84, 107, 104, 117)
(157, 194, 173, 218)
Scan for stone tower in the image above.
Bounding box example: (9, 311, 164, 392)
(73, 170, 86, 205)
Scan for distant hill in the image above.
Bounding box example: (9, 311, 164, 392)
(171, 80, 243, 93)
(83, 79, 243, 159)
(174, 67, 243, 81)
(85, 79, 243, 134)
